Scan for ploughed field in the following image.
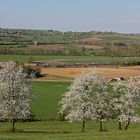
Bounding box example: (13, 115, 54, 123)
(35, 66, 140, 81)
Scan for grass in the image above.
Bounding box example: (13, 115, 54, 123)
(0, 121, 140, 140)
(9, 46, 34, 52)
(63, 44, 79, 51)
(99, 35, 131, 41)
(31, 81, 70, 120)
(0, 55, 140, 63)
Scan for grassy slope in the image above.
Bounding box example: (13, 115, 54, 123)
(0, 121, 140, 140)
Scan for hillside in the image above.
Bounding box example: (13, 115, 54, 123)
(0, 28, 140, 57)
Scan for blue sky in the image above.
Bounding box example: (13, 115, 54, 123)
(0, 0, 140, 33)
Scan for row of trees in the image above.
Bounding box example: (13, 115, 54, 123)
(0, 46, 87, 56)
(0, 61, 140, 133)
(59, 72, 140, 132)
(1, 43, 140, 57)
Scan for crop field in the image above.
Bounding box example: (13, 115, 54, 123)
(80, 45, 102, 49)
(74, 36, 101, 43)
(99, 35, 131, 41)
(30, 44, 64, 51)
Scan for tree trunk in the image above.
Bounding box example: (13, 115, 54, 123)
(82, 121, 85, 132)
(100, 121, 103, 131)
(12, 120, 16, 132)
(119, 121, 122, 130)
(125, 119, 130, 130)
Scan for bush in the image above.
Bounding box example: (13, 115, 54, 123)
(24, 66, 43, 78)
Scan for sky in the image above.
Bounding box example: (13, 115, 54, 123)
(0, 0, 140, 33)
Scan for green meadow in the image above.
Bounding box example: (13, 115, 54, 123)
(31, 81, 70, 120)
(0, 55, 140, 64)
(0, 121, 140, 140)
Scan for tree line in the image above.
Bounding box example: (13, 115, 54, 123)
(59, 72, 140, 132)
(0, 62, 140, 132)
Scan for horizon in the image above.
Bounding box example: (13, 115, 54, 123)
(0, 0, 140, 33)
(0, 27, 137, 34)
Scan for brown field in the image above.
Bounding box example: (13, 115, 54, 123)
(30, 44, 64, 51)
(122, 66, 140, 70)
(74, 37, 101, 43)
(80, 45, 103, 49)
(35, 66, 140, 81)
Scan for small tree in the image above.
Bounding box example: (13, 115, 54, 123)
(0, 61, 33, 132)
(59, 72, 100, 132)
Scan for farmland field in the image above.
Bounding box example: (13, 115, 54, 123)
(37, 66, 140, 82)
(99, 35, 131, 40)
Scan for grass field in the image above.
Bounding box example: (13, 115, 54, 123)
(0, 121, 140, 140)
(0, 55, 140, 63)
(31, 81, 70, 120)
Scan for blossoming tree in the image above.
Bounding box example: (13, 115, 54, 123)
(91, 79, 113, 131)
(59, 72, 100, 132)
(112, 78, 140, 130)
(0, 61, 33, 132)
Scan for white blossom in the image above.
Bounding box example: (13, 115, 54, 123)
(59, 71, 100, 123)
(111, 77, 140, 130)
(0, 61, 33, 127)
